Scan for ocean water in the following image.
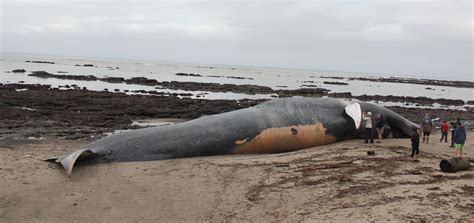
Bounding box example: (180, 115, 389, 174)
(1, 52, 473, 103)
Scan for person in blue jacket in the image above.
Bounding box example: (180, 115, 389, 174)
(453, 124, 467, 157)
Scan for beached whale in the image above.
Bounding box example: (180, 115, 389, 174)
(49, 97, 419, 176)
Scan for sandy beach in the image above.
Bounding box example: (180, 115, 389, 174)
(0, 132, 472, 222)
(2, 0, 473, 221)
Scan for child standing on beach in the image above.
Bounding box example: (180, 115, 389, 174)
(453, 124, 467, 157)
(440, 120, 449, 143)
(411, 128, 420, 158)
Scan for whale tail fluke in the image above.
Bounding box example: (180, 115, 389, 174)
(46, 149, 94, 177)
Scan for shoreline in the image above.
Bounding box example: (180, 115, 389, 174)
(3, 51, 473, 83)
(8, 70, 473, 104)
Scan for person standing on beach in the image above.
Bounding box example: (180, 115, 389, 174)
(375, 114, 386, 143)
(453, 124, 466, 157)
(440, 120, 449, 143)
(362, 112, 374, 143)
(421, 114, 433, 144)
(411, 128, 420, 158)
(450, 118, 462, 147)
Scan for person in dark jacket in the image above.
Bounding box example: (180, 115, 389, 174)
(411, 128, 420, 158)
(453, 124, 467, 157)
(375, 114, 386, 143)
(450, 118, 462, 147)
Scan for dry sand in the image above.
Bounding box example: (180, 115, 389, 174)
(1, 132, 473, 222)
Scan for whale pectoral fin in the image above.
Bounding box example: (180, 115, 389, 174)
(344, 102, 362, 129)
(55, 149, 94, 177)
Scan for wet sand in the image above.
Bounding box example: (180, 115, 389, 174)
(0, 132, 472, 222)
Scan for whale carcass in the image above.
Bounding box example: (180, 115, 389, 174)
(49, 97, 419, 176)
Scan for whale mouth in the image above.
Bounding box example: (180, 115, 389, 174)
(344, 102, 362, 129)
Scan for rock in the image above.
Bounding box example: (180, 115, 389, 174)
(29, 71, 98, 81)
(329, 92, 352, 98)
(125, 77, 159, 86)
(427, 187, 440, 191)
(101, 77, 126, 83)
(346, 76, 474, 89)
(175, 73, 202, 77)
(28, 71, 53, 78)
(226, 76, 253, 80)
(323, 81, 349, 85)
(25, 60, 55, 64)
(320, 76, 344, 80)
(12, 69, 26, 73)
(275, 88, 330, 98)
(301, 84, 318, 88)
(367, 150, 375, 156)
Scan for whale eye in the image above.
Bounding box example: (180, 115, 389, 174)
(291, 128, 298, 135)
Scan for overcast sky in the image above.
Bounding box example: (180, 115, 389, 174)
(1, 0, 472, 80)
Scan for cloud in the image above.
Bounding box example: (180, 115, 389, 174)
(1, 0, 472, 80)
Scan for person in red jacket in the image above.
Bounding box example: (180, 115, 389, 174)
(440, 120, 449, 143)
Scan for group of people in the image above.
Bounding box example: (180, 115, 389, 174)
(361, 111, 467, 158)
(415, 115, 467, 157)
(361, 112, 386, 144)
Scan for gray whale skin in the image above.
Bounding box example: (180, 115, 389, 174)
(49, 97, 419, 176)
